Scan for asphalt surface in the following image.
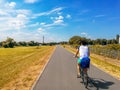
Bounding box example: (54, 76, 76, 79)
(32, 46, 120, 90)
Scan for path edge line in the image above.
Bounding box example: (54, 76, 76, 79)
(31, 46, 57, 90)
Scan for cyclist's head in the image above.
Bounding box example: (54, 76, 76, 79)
(79, 40, 87, 45)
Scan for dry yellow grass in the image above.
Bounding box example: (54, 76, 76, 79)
(0, 46, 56, 90)
(90, 55, 120, 80)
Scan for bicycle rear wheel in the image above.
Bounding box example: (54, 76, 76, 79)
(80, 68, 84, 82)
(84, 72, 88, 88)
(80, 68, 88, 88)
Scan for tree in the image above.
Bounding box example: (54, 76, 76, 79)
(89, 39, 94, 45)
(0, 42, 2, 47)
(69, 36, 82, 45)
(2, 37, 15, 48)
(2, 41, 9, 48)
(27, 41, 39, 46)
(101, 39, 107, 45)
(59, 41, 68, 45)
(18, 41, 27, 46)
(28, 41, 34, 46)
(48, 42, 57, 46)
(111, 39, 117, 44)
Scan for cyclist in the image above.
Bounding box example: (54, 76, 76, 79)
(74, 40, 90, 78)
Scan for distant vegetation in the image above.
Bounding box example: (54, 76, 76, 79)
(68, 35, 120, 60)
(0, 37, 40, 48)
(0, 37, 68, 48)
(0, 34, 119, 48)
(69, 35, 119, 47)
(90, 45, 120, 59)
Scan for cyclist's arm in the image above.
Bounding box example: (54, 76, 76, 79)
(74, 48, 79, 57)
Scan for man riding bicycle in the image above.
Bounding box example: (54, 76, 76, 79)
(74, 40, 90, 78)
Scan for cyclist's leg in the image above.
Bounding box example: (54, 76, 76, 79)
(77, 63, 80, 77)
(77, 58, 82, 78)
(83, 68, 87, 73)
(83, 68, 89, 81)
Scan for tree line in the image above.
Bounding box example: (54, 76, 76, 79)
(69, 35, 119, 47)
(69, 35, 120, 59)
(0, 35, 119, 48)
(0, 37, 68, 48)
(0, 37, 41, 48)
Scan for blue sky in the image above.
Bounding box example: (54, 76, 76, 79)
(0, 0, 120, 42)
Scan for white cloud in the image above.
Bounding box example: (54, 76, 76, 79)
(0, 31, 30, 41)
(32, 7, 63, 18)
(0, 1, 31, 31)
(17, 14, 26, 19)
(40, 22, 46, 25)
(37, 27, 48, 36)
(56, 16, 64, 20)
(80, 32, 91, 38)
(7, 2, 16, 8)
(43, 21, 66, 28)
(4, 2, 16, 8)
(37, 28, 44, 32)
(0, 5, 65, 32)
(0, 30, 48, 42)
(29, 22, 39, 27)
(0, 1, 17, 16)
(30, 8, 66, 30)
(79, 9, 90, 15)
(0, 1, 66, 42)
(24, 0, 38, 3)
(11, 14, 28, 29)
(54, 19, 63, 24)
(39, 15, 65, 28)
(66, 14, 71, 19)
(53, 15, 64, 24)
(57, 12, 62, 15)
(95, 15, 106, 18)
(50, 17, 54, 20)
(50, 7, 63, 13)
(16, 10, 31, 16)
(0, 10, 8, 16)
(0, 13, 29, 31)
(92, 14, 105, 23)
(81, 32, 87, 36)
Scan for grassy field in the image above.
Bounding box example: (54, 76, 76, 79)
(63, 45, 120, 80)
(0, 46, 55, 89)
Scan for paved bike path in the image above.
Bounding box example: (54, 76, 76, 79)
(32, 46, 120, 90)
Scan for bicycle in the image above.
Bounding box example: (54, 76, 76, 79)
(74, 56, 90, 88)
(80, 66, 89, 88)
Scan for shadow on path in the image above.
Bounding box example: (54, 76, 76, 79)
(87, 77, 114, 90)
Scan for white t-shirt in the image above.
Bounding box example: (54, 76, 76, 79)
(78, 45, 89, 59)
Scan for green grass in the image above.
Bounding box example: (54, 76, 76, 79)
(0, 46, 54, 88)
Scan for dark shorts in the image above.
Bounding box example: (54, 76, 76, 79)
(78, 57, 90, 68)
